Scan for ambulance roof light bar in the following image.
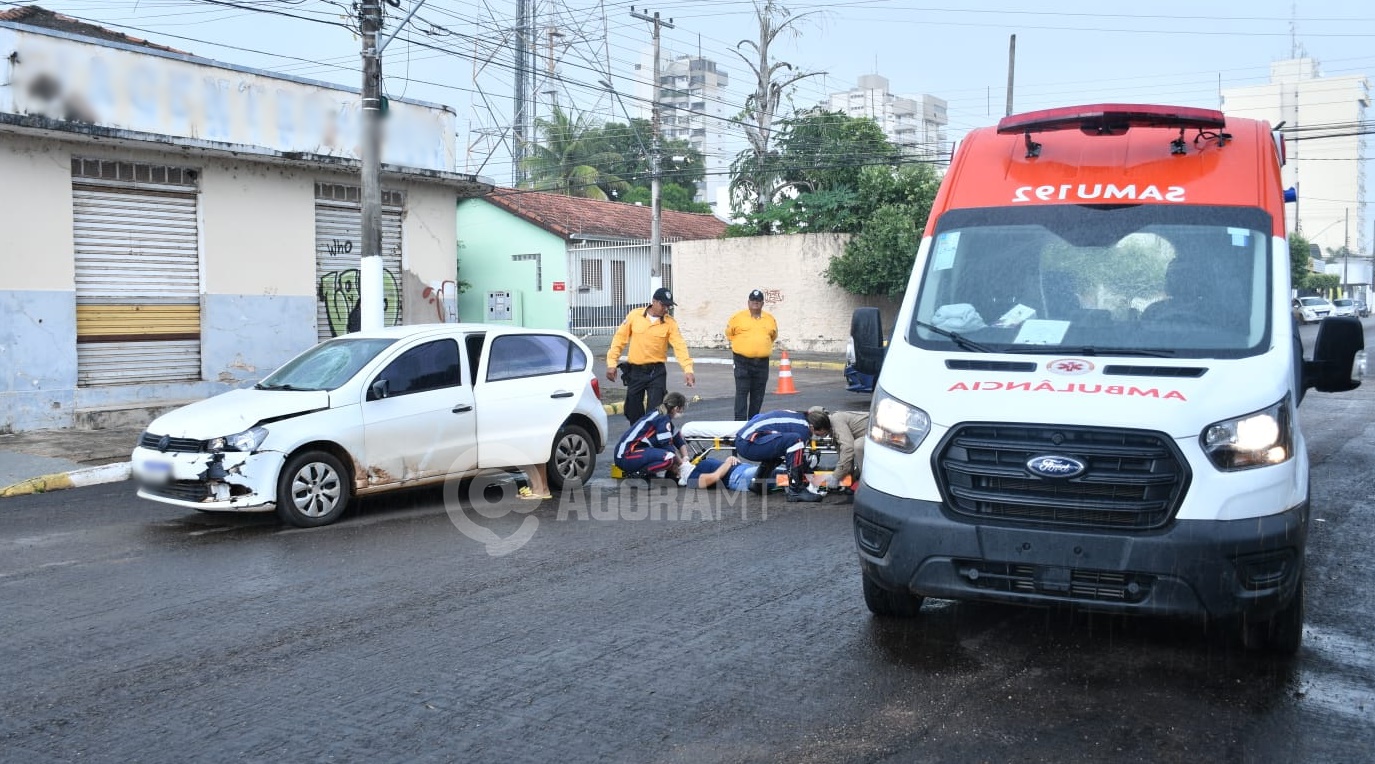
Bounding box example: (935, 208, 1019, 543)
(997, 104, 1229, 159)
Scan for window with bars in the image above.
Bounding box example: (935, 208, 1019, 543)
(315, 182, 406, 207)
(581, 258, 603, 290)
(71, 157, 198, 187)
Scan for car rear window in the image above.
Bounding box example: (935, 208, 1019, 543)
(486, 334, 586, 381)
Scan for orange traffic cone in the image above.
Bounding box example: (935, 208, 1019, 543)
(774, 350, 798, 395)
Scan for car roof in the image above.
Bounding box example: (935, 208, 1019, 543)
(335, 323, 576, 341)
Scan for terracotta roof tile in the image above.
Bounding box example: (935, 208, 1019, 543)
(482, 188, 727, 242)
(0, 5, 188, 54)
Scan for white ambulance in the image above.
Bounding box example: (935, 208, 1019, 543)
(849, 104, 1365, 654)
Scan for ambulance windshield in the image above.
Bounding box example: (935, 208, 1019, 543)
(910, 204, 1274, 359)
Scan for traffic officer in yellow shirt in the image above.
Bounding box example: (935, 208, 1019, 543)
(725, 288, 778, 421)
(606, 287, 696, 422)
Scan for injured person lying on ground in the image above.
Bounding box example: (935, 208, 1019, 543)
(668, 412, 839, 501)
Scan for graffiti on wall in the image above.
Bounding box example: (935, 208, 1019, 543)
(318, 268, 401, 337)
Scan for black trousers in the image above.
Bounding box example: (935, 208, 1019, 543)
(624, 362, 667, 423)
(733, 354, 770, 421)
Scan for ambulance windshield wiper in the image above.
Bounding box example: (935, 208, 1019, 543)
(914, 320, 995, 353)
(1059, 346, 1177, 357)
(998, 345, 1176, 357)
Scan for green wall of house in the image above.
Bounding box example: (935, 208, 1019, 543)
(456, 199, 571, 330)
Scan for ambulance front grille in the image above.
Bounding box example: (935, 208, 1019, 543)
(936, 423, 1188, 530)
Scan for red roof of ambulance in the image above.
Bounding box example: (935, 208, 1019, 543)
(929, 104, 1285, 237)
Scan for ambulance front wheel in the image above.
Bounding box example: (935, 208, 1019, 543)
(862, 571, 925, 618)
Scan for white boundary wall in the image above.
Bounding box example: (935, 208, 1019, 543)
(671, 233, 901, 354)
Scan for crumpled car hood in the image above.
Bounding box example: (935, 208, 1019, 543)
(144, 389, 332, 440)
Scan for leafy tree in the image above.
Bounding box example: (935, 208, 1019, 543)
(823, 165, 941, 296)
(1302, 272, 1340, 293)
(591, 119, 707, 212)
(521, 106, 628, 201)
(774, 110, 900, 194)
(823, 205, 920, 298)
(1288, 231, 1313, 287)
(620, 184, 711, 214)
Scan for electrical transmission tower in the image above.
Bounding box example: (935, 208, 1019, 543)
(462, 0, 613, 187)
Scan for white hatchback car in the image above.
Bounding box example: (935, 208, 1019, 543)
(131, 324, 607, 527)
(1291, 296, 1334, 324)
(1330, 298, 1357, 318)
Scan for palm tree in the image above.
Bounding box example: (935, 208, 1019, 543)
(521, 106, 628, 200)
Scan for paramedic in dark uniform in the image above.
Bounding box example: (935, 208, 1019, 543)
(734, 409, 831, 503)
(725, 288, 778, 421)
(606, 287, 696, 423)
(613, 392, 690, 478)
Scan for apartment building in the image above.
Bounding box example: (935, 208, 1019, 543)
(1222, 58, 1370, 257)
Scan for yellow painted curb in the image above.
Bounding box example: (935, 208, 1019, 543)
(0, 472, 75, 498)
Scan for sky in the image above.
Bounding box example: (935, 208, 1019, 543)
(7, 0, 1373, 238)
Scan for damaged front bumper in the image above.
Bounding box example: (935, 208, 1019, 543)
(131, 446, 285, 512)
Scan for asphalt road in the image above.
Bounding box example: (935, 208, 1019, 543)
(2, 341, 1373, 763)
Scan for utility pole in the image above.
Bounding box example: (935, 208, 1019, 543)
(631, 7, 674, 283)
(1005, 34, 1016, 117)
(360, 0, 384, 331)
(513, 0, 531, 186)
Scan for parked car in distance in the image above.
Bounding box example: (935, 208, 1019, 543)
(1356, 299, 1371, 318)
(1331, 298, 1357, 318)
(1292, 296, 1334, 324)
(131, 324, 608, 527)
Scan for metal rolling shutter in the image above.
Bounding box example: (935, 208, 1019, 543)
(72, 158, 201, 386)
(314, 184, 405, 341)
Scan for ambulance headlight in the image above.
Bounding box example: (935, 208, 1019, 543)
(1201, 398, 1291, 470)
(868, 388, 930, 454)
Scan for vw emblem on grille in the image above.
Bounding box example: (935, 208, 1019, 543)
(157, 435, 171, 452)
(1025, 454, 1086, 479)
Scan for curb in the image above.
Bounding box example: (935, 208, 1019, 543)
(0, 462, 131, 498)
(664, 356, 846, 371)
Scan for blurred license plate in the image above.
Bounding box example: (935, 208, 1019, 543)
(142, 460, 173, 483)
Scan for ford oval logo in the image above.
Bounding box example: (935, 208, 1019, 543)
(1025, 454, 1086, 479)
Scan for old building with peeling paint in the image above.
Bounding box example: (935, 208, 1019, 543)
(0, 7, 492, 432)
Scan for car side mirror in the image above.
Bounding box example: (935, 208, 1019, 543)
(851, 307, 886, 376)
(1303, 316, 1365, 394)
(369, 379, 390, 400)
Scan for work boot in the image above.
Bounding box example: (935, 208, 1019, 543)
(785, 465, 821, 502)
(785, 484, 822, 503)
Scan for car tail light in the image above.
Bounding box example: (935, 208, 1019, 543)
(591, 376, 601, 400)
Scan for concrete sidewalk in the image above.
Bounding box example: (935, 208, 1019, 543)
(0, 344, 844, 498)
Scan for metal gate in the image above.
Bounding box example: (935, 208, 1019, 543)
(71, 158, 201, 385)
(314, 183, 406, 340)
(568, 240, 675, 333)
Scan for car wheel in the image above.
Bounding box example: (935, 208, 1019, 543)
(1239, 576, 1304, 655)
(547, 423, 595, 491)
(862, 571, 924, 617)
(276, 450, 351, 527)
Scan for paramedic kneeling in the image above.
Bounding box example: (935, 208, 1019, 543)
(614, 392, 690, 478)
(734, 408, 831, 503)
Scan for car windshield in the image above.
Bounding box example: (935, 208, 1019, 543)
(1299, 297, 1329, 307)
(257, 337, 398, 391)
(909, 204, 1273, 359)
(1333, 299, 1352, 307)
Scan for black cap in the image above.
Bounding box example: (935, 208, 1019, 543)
(653, 287, 675, 306)
(748, 289, 765, 301)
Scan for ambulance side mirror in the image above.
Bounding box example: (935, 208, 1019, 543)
(1304, 316, 1364, 394)
(851, 307, 886, 376)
